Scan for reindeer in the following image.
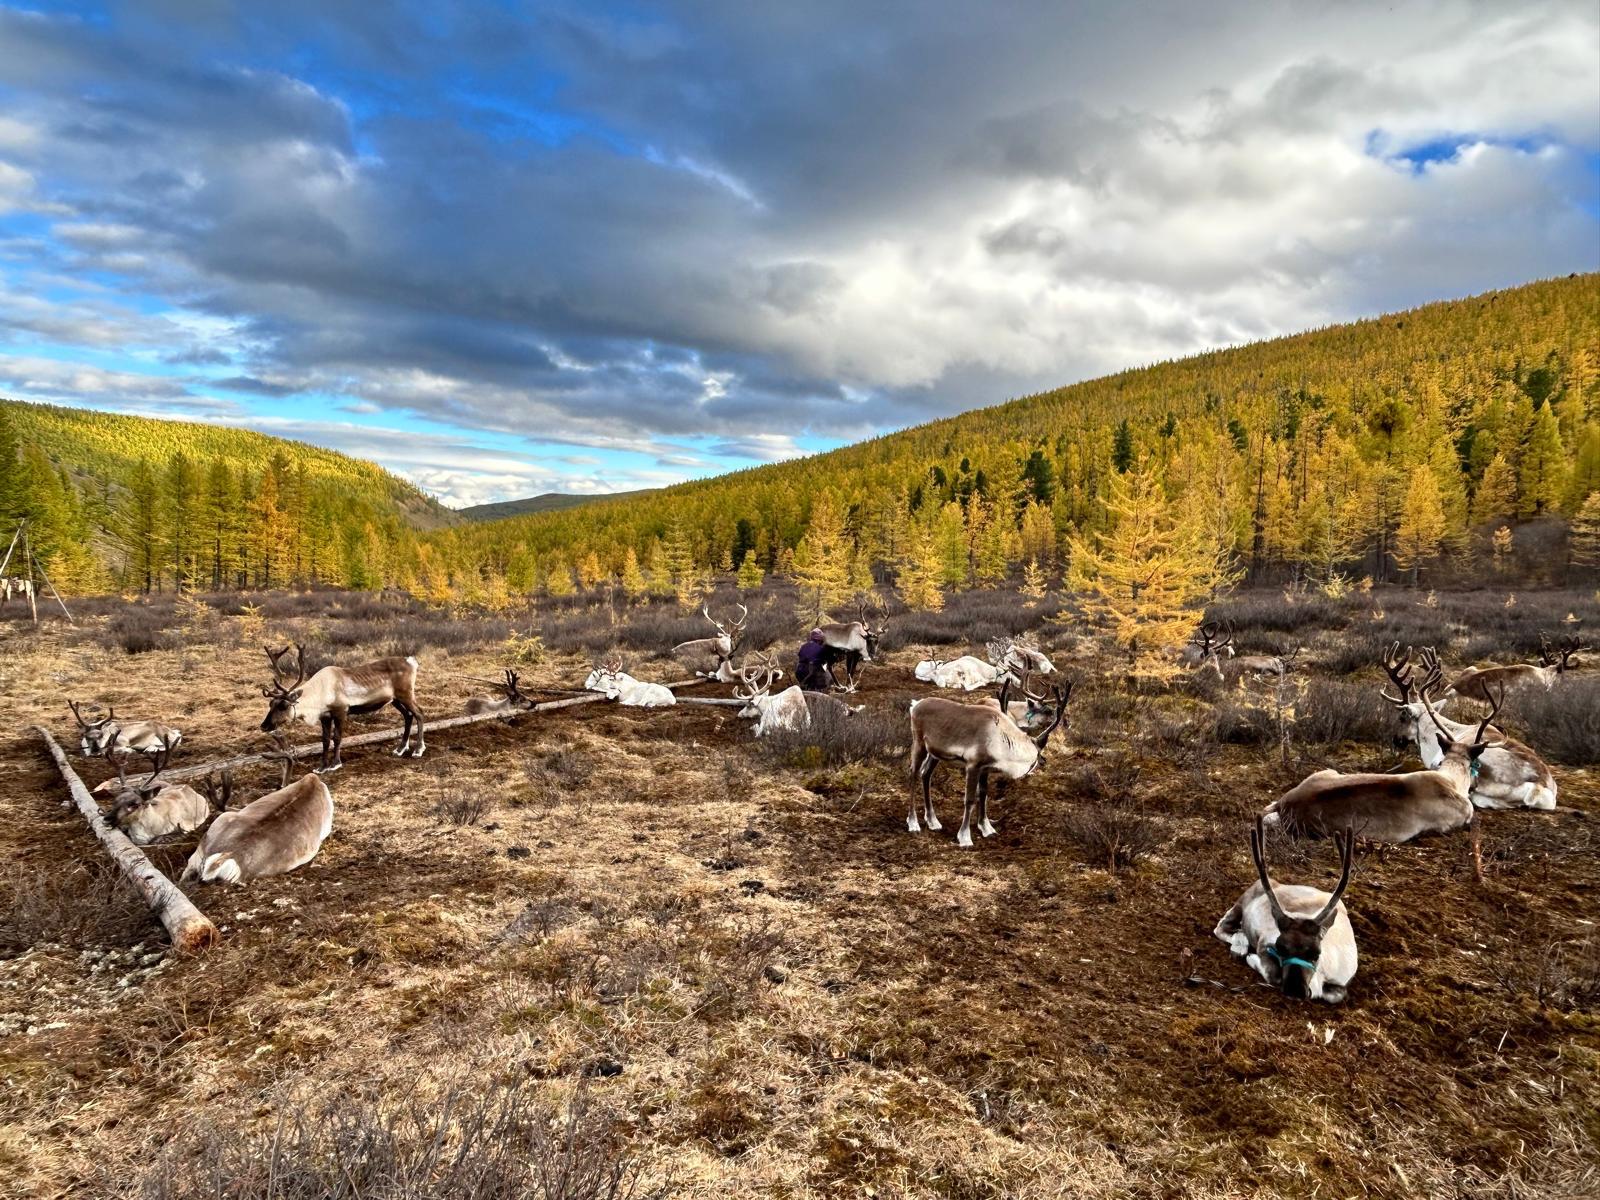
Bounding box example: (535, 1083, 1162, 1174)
(107, 758, 211, 846)
(180, 754, 333, 886)
(69, 700, 181, 776)
(985, 637, 1055, 686)
(906, 680, 1071, 848)
(913, 655, 1002, 691)
(735, 654, 859, 736)
(817, 602, 887, 692)
(259, 643, 426, 773)
(1445, 634, 1586, 702)
(1170, 621, 1236, 668)
(1189, 624, 1291, 687)
(583, 656, 676, 706)
(671, 604, 749, 682)
(1382, 645, 1556, 811)
(466, 669, 537, 716)
(1, 577, 35, 604)
(1263, 679, 1502, 843)
(1214, 817, 1357, 1004)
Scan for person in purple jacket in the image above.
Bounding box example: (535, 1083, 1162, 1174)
(795, 628, 831, 692)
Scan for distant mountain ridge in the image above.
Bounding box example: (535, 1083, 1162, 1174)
(458, 489, 652, 522)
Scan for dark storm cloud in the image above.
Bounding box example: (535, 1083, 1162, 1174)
(0, 0, 1595, 468)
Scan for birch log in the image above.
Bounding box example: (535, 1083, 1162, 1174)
(96, 676, 714, 791)
(35, 726, 218, 954)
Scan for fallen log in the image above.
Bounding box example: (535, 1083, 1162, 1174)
(35, 726, 218, 955)
(95, 676, 718, 791)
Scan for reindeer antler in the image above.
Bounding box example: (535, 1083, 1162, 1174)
(264, 643, 308, 693)
(1380, 641, 1415, 707)
(67, 699, 93, 729)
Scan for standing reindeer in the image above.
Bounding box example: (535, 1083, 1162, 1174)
(1, 577, 35, 604)
(817, 602, 887, 692)
(1214, 817, 1357, 1004)
(671, 604, 749, 682)
(1445, 634, 1586, 702)
(259, 643, 426, 773)
(907, 681, 1071, 848)
(181, 754, 333, 886)
(69, 700, 181, 776)
(1382, 645, 1556, 810)
(466, 669, 537, 716)
(735, 654, 858, 735)
(584, 656, 676, 706)
(1264, 678, 1501, 842)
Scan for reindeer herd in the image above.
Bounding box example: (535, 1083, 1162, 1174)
(59, 603, 1588, 1006)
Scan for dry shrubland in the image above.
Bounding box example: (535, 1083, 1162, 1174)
(1, 581, 1597, 1199)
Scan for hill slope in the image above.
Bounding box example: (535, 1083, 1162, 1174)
(458, 489, 652, 522)
(429, 273, 1599, 592)
(0, 400, 455, 593)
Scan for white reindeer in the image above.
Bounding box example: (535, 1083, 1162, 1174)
(734, 655, 859, 736)
(584, 656, 676, 707)
(913, 655, 1003, 691)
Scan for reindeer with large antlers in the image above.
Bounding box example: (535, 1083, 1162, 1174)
(583, 656, 676, 706)
(68, 700, 181, 777)
(1382, 644, 1556, 810)
(1264, 675, 1502, 843)
(466, 669, 537, 717)
(1445, 634, 1587, 703)
(259, 643, 426, 773)
(672, 603, 749, 682)
(1214, 817, 1357, 1003)
(735, 652, 858, 736)
(907, 680, 1071, 848)
(817, 601, 887, 692)
(985, 637, 1056, 687)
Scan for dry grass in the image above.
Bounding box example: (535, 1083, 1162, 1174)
(1, 582, 1597, 1198)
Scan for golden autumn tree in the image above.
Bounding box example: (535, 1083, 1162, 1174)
(1063, 465, 1217, 669)
(1393, 470, 1446, 585)
(791, 491, 852, 622)
(619, 545, 648, 599)
(895, 521, 945, 611)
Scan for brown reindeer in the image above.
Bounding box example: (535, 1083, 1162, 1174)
(259, 643, 426, 773)
(466, 669, 537, 716)
(907, 680, 1070, 847)
(818, 601, 888, 692)
(180, 754, 332, 886)
(107, 758, 211, 846)
(1446, 634, 1586, 702)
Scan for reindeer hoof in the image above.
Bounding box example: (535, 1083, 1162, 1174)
(979, 820, 997, 838)
(907, 817, 921, 833)
(412, 746, 426, 758)
(927, 816, 942, 831)
(956, 832, 974, 849)
(318, 763, 343, 776)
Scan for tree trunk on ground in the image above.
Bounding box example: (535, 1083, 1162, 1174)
(35, 726, 218, 955)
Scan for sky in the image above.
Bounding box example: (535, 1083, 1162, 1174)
(0, 1, 1596, 509)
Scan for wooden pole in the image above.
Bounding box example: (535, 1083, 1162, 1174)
(22, 526, 37, 625)
(96, 676, 717, 791)
(35, 727, 219, 955)
(0, 522, 19, 578)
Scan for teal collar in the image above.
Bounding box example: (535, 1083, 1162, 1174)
(1266, 946, 1317, 972)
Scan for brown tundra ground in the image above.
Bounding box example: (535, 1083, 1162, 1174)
(1, 582, 1597, 1199)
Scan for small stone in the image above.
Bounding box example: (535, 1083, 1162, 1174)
(507, 846, 531, 860)
(762, 965, 788, 985)
(582, 1056, 623, 1078)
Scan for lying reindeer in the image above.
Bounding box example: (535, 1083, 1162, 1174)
(107, 759, 211, 846)
(671, 603, 748, 682)
(1214, 816, 1357, 1004)
(1383, 645, 1555, 811)
(584, 656, 675, 706)
(466, 669, 538, 717)
(986, 636, 1055, 685)
(735, 654, 860, 736)
(907, 680, 1070, 848)
(69, 700, 182, 777)
(913, 654, 1002, 691)
(1445, 633, 1586, 702)
(1264, 677, 1500, 842)
(259, 643, 426, 772)
(181, 752, 333, 886)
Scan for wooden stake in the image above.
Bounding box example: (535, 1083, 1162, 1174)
(35, 726, 218, 955)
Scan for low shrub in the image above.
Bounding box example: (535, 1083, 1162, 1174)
(137, 1077, 661, 1200)
(1500, 676, 1600, 766)
(759, 702, 909, 768)
(1062, 797, 1163, 873)
(1294, 678, 1394, 746)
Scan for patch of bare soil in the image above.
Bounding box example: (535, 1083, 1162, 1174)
(1, 595, 1597, 1198)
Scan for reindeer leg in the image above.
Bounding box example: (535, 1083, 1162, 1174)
(978, 773, 999, 838)
(921, 756, 942, 831)
(394, 699, 413, 757)
(956, 767, 979, 849)
(409, 700, 426, 757)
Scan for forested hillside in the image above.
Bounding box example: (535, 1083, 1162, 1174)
(421, 274, 1600, 605)
(0, 401, 454, 594)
